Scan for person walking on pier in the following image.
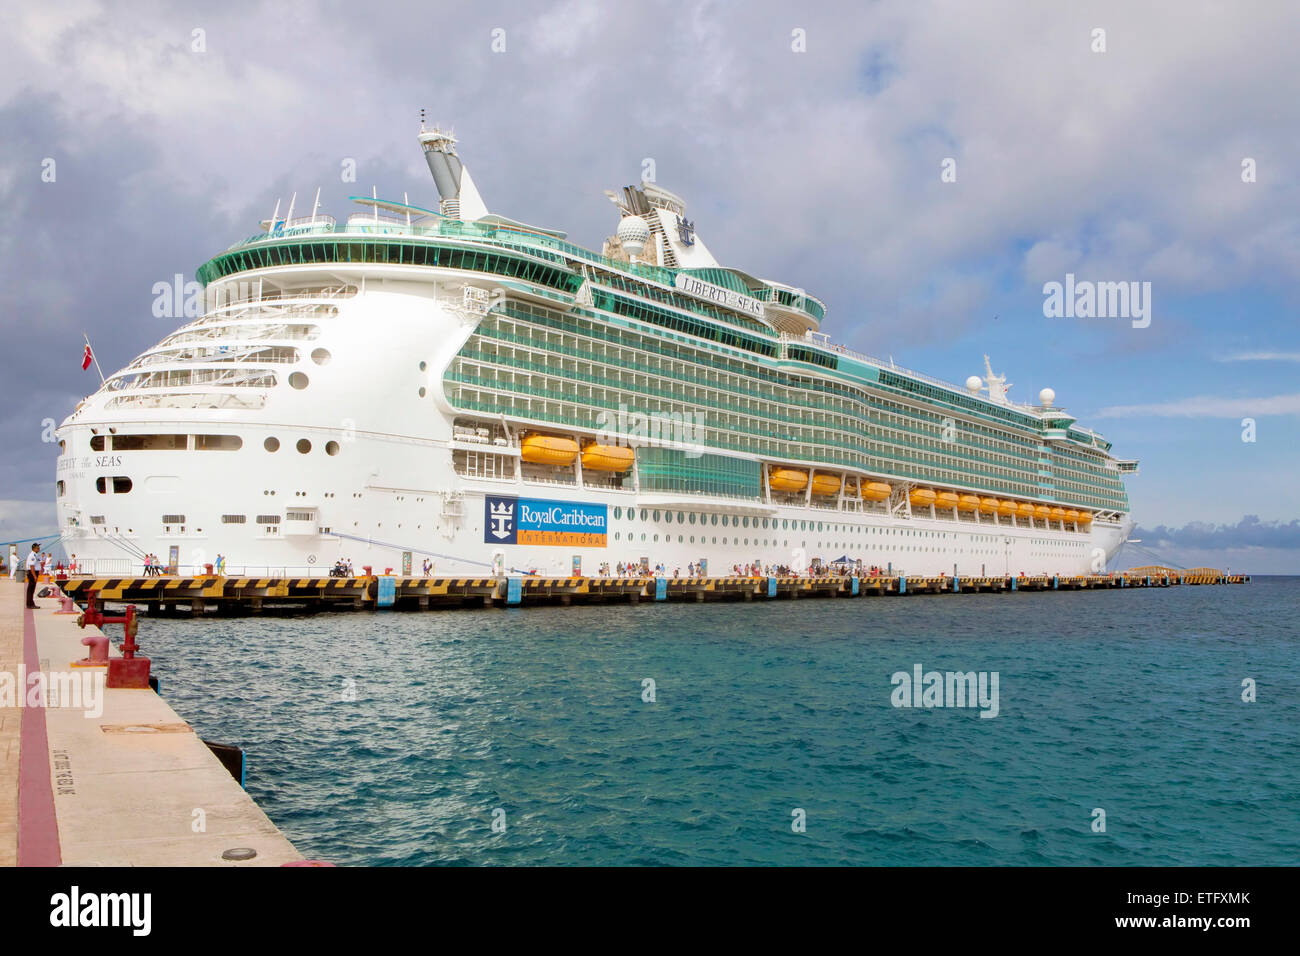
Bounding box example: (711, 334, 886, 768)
(24, 543, 42, 608)
(8, 544, 17, 581)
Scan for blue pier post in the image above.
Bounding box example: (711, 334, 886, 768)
(953, 575, 960, 593)
(377, 575, 396, 608)
(767, 576, 777, 598)
(1145, 575, 1151, 587)
(851, 576, 860, 596)
(507, 576, 522, 605)
(1052, 575, 1058, 590)
(1010, 576, 1017, 591)
(1120, 575, 1127, 588)
(899, 574, 907, 595)
(655, 577, 667, 601)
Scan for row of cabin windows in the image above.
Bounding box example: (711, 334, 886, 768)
(89, 434, 242, 451)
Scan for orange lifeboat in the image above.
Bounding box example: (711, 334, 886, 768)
(1064, 509, 1080, 524)
(998, 500, 1018, 517)
(769, 468, 809, 493)
(1017, 502, 1035, 519)
(909, 488, 937, 509)
(521, 434, 579, 466)
(1034, 505, 1051, 520)
(861, 481, 892, 501)
(957, 494, 980, 512)
(979, 497, 999, 514)
(935, 491, 960, 511)
(1049, 507, 1066, 523)
(810, 473, 842, 496)
(1077, 511, 1093, 525)
(581, 443, 634, 472)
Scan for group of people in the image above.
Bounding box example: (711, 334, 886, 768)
(142, 553, 167, 576)
(330, 558, 355, 577)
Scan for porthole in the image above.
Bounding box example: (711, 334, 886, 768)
(325, 441, 340, 456)
(653, 510, 661, 521)
(418, 387, 427, 398)
(689, 513, 696, 525)
(665, 511, 673, 524)
(296, 439, 312, 454)
(419, 361, 427, 371)
(289, 372, 309, 390)
(311, 348, 331, 365)
(614, 507, 622, 519)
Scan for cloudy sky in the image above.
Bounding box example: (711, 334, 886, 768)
(1, 0, 1297, 570)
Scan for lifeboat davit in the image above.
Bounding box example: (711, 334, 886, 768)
(861, 481, 892, 501)
(521, 434, 579, 466)
(1064, 509, 1080, 523)
(957, 494, 980, 512)
(935, 491, 960, 511)
(1077, 511, 1093, 525)
(998, 499, 1018, 517)
(909, 488, 937, 509)
(979, 497, 999, 514)
(810, 473, 842, 496)
(1017, 502, 1035, 518)
(769, 468, 809, 493)
(1034, 505, 1051, 520)
(582, 443, 634, 472)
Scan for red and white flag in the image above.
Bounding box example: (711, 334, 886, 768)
(81, 344, 93, 371)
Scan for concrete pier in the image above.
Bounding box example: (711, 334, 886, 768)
(54, 568, 1249, 615)
(1, 580, 301, 866)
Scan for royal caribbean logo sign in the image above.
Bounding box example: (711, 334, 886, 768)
(484, 495, 607, 547)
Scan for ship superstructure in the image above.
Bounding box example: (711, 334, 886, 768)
(54, 124, 1137, 577)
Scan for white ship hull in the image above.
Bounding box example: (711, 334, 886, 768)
(55, 280, 1132, 579)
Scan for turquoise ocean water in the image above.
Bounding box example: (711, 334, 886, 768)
(146, 577, 1299, 866)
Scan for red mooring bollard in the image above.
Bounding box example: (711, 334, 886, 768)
(78, 590, 151, 689)
(79, 634, 109, 664)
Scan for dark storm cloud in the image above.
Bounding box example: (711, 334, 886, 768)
(1135, 516, 1300, 551)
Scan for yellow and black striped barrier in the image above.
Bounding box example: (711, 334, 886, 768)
(52, 569, 1248, 616)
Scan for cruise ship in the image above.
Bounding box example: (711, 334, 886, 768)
(54, 124, 1137, 578)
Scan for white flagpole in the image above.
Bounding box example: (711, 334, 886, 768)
(83, 332, 105, 384)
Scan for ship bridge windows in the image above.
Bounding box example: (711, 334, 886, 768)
(112, 434, 187, 451)
(195, 434, 243, 450)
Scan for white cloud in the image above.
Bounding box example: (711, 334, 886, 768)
(1219, 351, 1300, 362)
(1095, 393, 1300, 418)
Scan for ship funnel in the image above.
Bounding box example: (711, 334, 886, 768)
(417, 122, 488, 220)
(419, 126, 463, 201)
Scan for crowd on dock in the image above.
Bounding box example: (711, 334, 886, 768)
(592, 559, 892, 578)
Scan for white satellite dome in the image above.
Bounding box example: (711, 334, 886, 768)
(1039, 387, 1056, 407)
(616, 215, 651, 257)
(965, 375, 983, 393)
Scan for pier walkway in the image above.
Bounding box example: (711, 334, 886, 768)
(0, 580, 301, 866)
(55, 567, 1248, 616)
